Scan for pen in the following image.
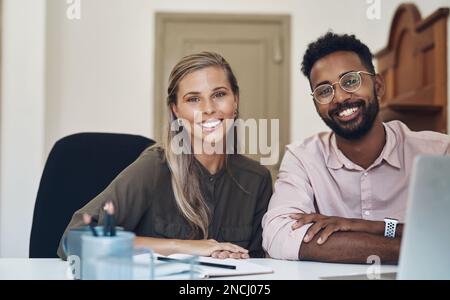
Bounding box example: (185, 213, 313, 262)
(157, 256, 236, 270)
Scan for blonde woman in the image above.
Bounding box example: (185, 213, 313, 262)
(58, 52, 272, 259)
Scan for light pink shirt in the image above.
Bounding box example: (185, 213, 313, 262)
(262, 121, 450, 260)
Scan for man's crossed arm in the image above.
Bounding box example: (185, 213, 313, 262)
(290, 213, 402, 264)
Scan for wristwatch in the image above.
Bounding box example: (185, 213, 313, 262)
(384, 218, 399, 238)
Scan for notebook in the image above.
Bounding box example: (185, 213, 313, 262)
(133, 253, 273, 279)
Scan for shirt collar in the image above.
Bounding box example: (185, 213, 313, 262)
(193, 156, 227, 181)
(380, 123, 402, 169)
(326, 123, 402, 171)
(326, 134, 356, 170)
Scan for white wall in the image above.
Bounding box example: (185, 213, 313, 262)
(1, 0, 449, 257)
(42, 0, 450, 160)
(0, 0, 46, 257)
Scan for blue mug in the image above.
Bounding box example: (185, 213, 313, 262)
(81, 231, 135, 280)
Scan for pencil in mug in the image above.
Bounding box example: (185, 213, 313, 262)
(83, 213, 98, 237)
(103, 203, 111, 236)
(103, 201, 116, 236)
(108, 202, 116, 236)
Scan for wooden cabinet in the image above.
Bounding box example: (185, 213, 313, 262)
(375, 4, 449, 133)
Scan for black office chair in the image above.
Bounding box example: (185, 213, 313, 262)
(29, 132, 155, 258)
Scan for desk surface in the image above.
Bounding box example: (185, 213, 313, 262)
(0, 258, 397, 280)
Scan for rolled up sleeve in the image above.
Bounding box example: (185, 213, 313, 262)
(262, 147, 316, 260)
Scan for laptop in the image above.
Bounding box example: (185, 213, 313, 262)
(322, 155, 450, 280)
(397, 155, 450, 279)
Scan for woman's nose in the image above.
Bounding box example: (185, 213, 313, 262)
(201, 99, 216, 114)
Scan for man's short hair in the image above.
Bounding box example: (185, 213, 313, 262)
(301, 32, 375, 80)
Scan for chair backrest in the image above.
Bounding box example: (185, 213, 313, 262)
(29, 133, 155, 258)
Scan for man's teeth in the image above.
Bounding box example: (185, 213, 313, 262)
(338, 107, 358, 117)
(201, 120, 221, 128)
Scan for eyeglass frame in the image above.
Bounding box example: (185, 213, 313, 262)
(310, 71, 375, 104)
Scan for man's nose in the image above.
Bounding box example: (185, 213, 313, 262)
(332, 84, 352, 104)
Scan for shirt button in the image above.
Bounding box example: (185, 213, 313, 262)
(364, 211, 370, 216)
(363, 172, 368, 176)
(209, 177, 214, 182)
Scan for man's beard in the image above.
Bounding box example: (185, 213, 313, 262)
(320, 91, 379, 140)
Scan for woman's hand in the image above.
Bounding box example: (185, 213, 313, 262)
(211, 250, 250, 259)
(134, 236, 249, 257)
(177, 239, 249, 257)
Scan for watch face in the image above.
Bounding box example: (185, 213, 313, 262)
(386, 223, 395, 232)
(384, 218, 398, 238)
(385, 218, 398, 223)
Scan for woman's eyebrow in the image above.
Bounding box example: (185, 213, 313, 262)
(183, 91, 201, 98)
(183, 87, 229, 98)
(212, 86, 229, 91)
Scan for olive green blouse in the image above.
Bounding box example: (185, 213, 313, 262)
(57, 147, 273, 259)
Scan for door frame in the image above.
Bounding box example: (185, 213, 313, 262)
(153, 12, 291, 149)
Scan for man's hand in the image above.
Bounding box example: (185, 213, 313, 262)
(289, 213, 374, 245)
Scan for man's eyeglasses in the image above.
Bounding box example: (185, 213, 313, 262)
(311, 71, 375, 105)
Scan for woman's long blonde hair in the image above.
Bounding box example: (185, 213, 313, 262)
(162, 52, 240, 239)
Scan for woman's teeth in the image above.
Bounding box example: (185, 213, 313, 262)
(201, 120, 221, 129)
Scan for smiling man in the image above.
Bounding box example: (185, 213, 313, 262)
(262, 32, 450, 264)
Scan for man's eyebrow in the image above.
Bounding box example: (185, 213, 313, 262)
(313, 80, 330, 90)
(338, 70, 356, 78)
(312, 70, 357, 90)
